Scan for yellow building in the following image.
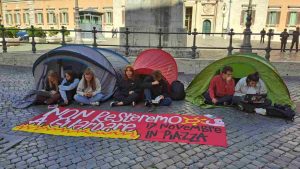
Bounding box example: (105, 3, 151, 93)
(0, 0, 3, 25)
(267, 0, 300, 34)
(1, 0, 125, 37)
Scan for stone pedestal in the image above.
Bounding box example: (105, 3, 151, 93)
(121, 0, 187, 47)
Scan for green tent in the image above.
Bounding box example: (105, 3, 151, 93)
(186, 53, 295, 109)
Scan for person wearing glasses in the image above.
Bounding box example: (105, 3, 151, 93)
(204, 66, 235, 105)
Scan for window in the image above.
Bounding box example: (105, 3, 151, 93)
(266, 11, 280, 26)
(47, 10, 56, 25)
(92, 16, 101, 24)
(79, 15, 84, 24)
(23, 10, 30, 25)
(35, 11, 44, 25)
(104, 11, 113, 24)
(287, 12, 299, 26)
(5, 13, 13, 25)
(14, 11, 21, 25)
(185, 7, 192, 32)
(240, 10, 256, 26)
(60, 10, 69, 25)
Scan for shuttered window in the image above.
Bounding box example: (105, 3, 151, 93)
(35, 11, 44, 25)
(23, 11, 30, 25)
(5, 13, 13, 25)
(266, 11, 280, 26)
(287, 12, 298, 26)
(240, 10, 256, 25)
(47, 10, 56, 25)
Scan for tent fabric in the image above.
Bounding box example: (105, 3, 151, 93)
(186, 53, 295, 109)
(95, 48, 130, 80)
(32, 45, 129, 101)
(133, 49, 178, 85)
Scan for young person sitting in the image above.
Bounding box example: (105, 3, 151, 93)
(142, 70, 172, 107)
(35, 70, 61, 105)
(110, 65, 141, 107)
(74, 68, 105, 106)
(58, 70, 80, 106)
(233, 72, 271, 112)
(204, 66, 235, 105)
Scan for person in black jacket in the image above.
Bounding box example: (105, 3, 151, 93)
(280, 29, 289, 52)
(290, 27, 299, 52)
(110, 65, 141, 107)
(260, 28, 266, 43)
(142, 70, 172, 107)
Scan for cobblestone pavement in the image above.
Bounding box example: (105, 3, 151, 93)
(0, 65, 300, 169)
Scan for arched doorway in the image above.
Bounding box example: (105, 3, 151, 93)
(202, 20, 211, 34)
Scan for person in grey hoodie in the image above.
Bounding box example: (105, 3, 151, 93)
(74, 68, 104, 106)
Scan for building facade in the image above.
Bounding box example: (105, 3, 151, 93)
(113, 0, 125, 36)
(184, 0, 224, 33)
(183, 0, 269, 36)
(267, 0, 300, 35)
(1, 0, 125, 38)
(0, 1, 2, 25)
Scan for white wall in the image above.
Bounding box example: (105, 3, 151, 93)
(222, 0, 269, 38)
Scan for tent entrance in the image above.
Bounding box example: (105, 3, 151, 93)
(44, 58, 88, 78)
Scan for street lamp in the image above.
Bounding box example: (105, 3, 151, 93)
(73, 0, 83, 43)
(240, 0, 253, 53)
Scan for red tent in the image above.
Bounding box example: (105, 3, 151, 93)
(133, 49, 178, 85)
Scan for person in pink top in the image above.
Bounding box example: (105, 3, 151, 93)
(204, 66, 235, 105)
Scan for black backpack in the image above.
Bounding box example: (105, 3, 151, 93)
(170, 80, 185, 100)
(266, 104, 296, 121)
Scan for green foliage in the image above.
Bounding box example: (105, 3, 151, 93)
(0, 27, 18, 38)
(48, 30, 59, 37)
(26, 27, 46, 38)
(64, 30, 70, 36)
(48, 29, 70, 37)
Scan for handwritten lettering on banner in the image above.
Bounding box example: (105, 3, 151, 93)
(13, 108, 227, 147)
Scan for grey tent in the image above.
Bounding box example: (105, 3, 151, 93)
(32, 45, 129, 101)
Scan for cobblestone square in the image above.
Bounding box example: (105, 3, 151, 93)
(0, 65, 299, 169)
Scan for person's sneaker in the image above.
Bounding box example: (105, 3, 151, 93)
(90, 102, 100, 106)
(110, 101, 117, 107)
(237, 104, 244, 111)
(255, 108, 267, 115)
(48, 104, 58, 109)
(152, 96, 162, 104)
(58, 102, 69, 107)
(144, 100, 152, 107)
(132, 101, 136, 107)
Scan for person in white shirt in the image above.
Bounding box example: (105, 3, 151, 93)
(74, 68, 104, 106)
(233, 72, 271, 112)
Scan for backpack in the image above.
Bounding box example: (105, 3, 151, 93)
(266, 104, 296, 121)
(170, 80, 185, 100)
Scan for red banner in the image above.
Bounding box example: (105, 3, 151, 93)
(13, 107, 227, 147)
